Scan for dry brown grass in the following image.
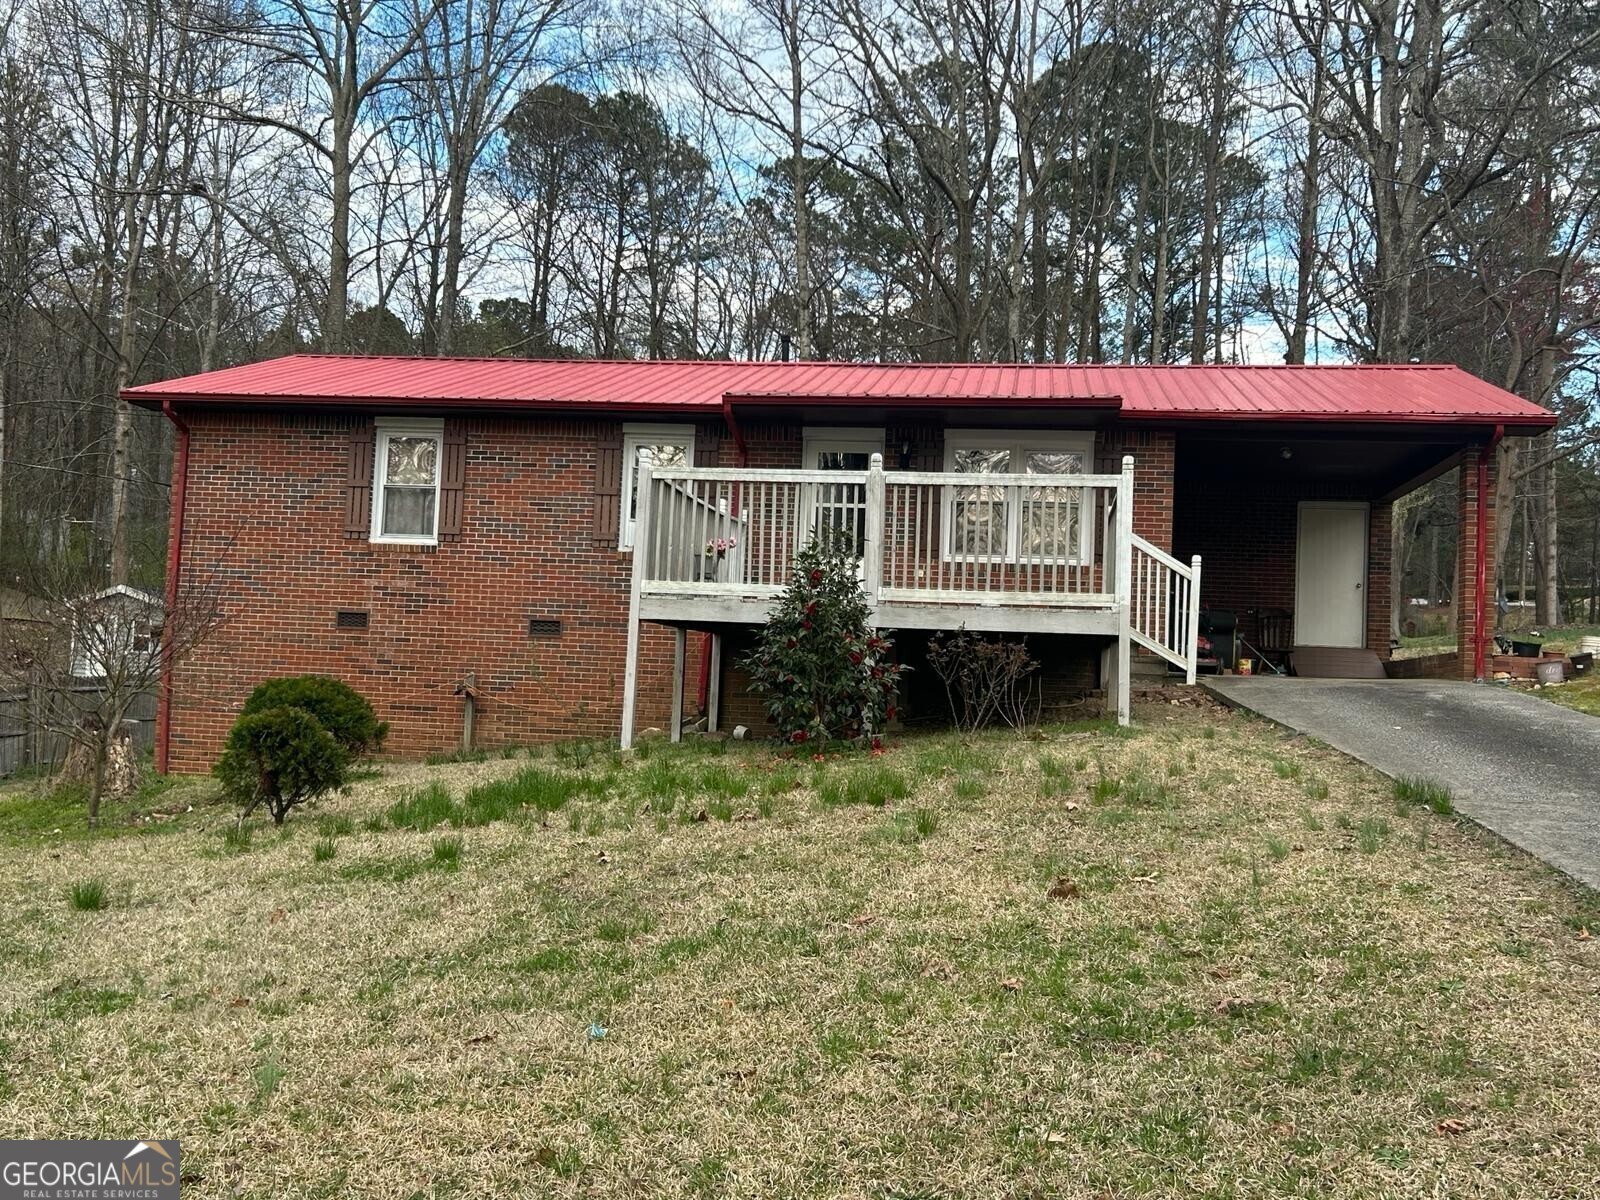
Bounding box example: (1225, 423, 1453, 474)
(2, 705, 1599, 1198)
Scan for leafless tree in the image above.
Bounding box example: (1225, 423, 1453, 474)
(0, 565, 225, 826)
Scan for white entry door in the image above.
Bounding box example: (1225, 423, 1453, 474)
(1295, 502, 1368, 647)
(801, 428, 884, 554)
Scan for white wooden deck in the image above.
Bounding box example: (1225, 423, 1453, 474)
(620, 455, 1201, 745)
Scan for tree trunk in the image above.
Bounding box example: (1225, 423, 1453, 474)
(1540, 454, 1560, 625)
(325, 94, 354, 350)
(788, 12, 811, 360)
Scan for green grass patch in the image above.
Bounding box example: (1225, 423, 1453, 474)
(67, 878, 108, 911)
(1394, 776, 1454, 815)
(818, 763, 910, 808)
(388, 783, 460, 832)
(222, 825, 253, 854)
(431, 836, 464, 869)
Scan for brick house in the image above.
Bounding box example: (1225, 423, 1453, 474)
(123, 356, 1554, 770)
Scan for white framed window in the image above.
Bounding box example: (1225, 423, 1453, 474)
(942, 430, 1095, 561)
(621, 423, 696, 550)
(372, 418, 444, 544)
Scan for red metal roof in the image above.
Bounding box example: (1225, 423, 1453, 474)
(122, 354, 1556, 430)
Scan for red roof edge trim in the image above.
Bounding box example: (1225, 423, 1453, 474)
(1115, 408, 1557, 429)
(722, 390, 1125, 407)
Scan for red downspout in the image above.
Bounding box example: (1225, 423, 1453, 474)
(698, 399, 751, 716)
(1473, 424, 1504, 682)
(157, 399, 191, 773)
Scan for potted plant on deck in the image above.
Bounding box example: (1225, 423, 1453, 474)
(699, 535, 737, 582)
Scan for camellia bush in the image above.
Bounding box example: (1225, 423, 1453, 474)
(742, 530, 906, 745)
(216, 675, 386, 825)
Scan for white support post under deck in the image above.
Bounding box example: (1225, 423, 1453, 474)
(619, 463, 653, 750)
(1185, 555, 1204, 686)
(707, 634, 722, 733)
(1113, 454, 1135, 726)
(670, 627, 685, 743)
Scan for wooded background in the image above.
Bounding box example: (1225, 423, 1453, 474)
(0, 0, 1596, 626)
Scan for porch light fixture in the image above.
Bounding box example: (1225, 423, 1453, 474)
(1279, 446, 1293, 460)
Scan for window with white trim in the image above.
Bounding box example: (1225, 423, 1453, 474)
(621, 424, 696, 549)
(372, 418, 444, 543)
(943, 431, 1094, 561)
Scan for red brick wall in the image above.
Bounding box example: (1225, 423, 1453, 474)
(165, 411, 710, 770)
(1100, 428, 1176, 548)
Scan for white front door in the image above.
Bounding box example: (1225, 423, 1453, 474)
(1295, 502, 1368, 647)
(801, 428, 884, 554)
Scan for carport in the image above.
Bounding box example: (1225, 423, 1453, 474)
(1171, 425, 1494, 681)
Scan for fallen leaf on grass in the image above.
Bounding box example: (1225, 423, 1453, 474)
(1000, 976, 1023, 992)
(596, 850, 611, 864)
(920, 958, 955, 981)
(1271, 1122, 1296, 1139)
(465, 1032, 497, 1045)
(846, 912, 878, 929)
(1435, 1118, 1472, 1136)
(692, 809, 709, 823)
(269, 907, 286, 925)
(1047, 877, 1080, 900)
(1576, 927, 1592, 941)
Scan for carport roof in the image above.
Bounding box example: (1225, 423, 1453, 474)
(123, 355, 1557, 432)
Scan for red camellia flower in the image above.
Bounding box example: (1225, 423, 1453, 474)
(801, 620, 812, 631)
(886, 705, 897, 720)
(849, 651, 863, 665)
(791, 729, 807, 743)
(871, 735, 883, 751)
(809, 569, 823, 584)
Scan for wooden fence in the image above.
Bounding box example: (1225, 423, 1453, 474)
(0, 686, 156, 777)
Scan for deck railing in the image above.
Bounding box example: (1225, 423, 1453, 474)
(637, 460, 1128, 609)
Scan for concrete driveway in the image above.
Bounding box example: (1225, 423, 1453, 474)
(1204, 676, 1600, 890)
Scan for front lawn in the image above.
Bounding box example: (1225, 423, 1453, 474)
(2, 706, 1598, 1197)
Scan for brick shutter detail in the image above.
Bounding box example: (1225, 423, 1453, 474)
(439, 424, 467, 541)
(593, 430, 623, 546)
(344, 419, 375, 538)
